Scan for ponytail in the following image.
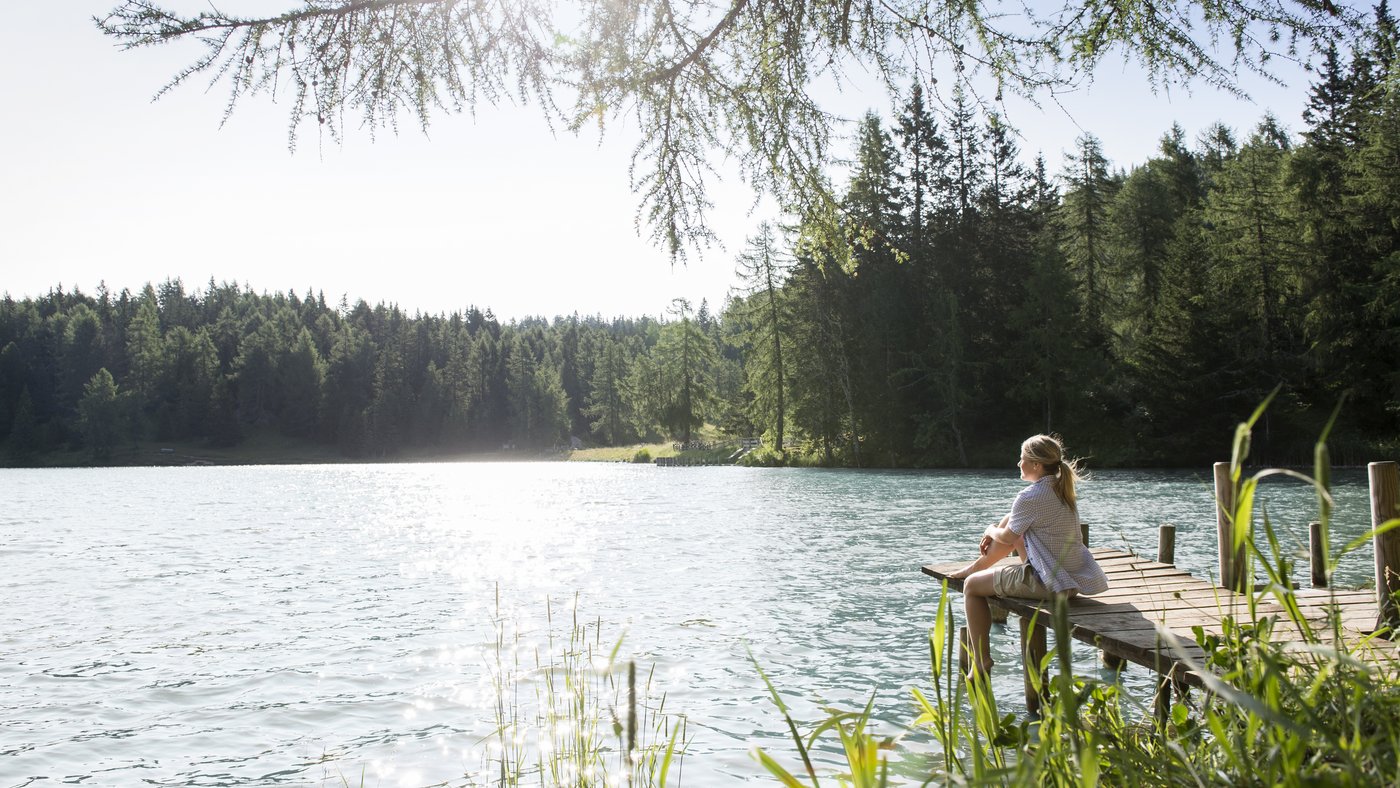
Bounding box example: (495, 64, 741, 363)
(1022, 434, 1084, 512)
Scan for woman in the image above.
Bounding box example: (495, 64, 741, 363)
(948, 434, 1108, 678)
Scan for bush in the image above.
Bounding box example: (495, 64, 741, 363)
(740, 446, 786, 467)
(632, 448, 652, 463)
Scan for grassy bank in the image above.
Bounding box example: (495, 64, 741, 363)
(568, 425, 743, 465)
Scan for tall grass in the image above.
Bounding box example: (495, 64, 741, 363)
(477, 592, 687, 786)
(753, 397, 1400, 786)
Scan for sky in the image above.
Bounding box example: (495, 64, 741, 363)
(1, 3, 1324, 322)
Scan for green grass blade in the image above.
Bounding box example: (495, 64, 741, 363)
(753, 747, 812, 788)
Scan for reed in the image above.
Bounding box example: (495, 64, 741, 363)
(475, 593, 687, 786)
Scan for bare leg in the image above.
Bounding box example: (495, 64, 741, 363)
(963, 569, 998, 675)
(951, 532, 1027, 676)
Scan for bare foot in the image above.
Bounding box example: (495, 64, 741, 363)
(965, 662, 994, 686)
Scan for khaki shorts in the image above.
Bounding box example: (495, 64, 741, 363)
(993, 563, 1073, 600)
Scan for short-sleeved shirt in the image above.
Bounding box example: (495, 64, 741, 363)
(1006, 477, 1108, 595)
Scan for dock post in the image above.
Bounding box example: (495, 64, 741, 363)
(1310, 521, 1327, 589)
(1158, 524, 1176, 565)
(1020, 615, 1047, 715)
(1153, 667, 1186, 725)
(1081, 521, 1090, 546)
(1101, 648, 1127, 670)
(1214, 462, 1246, 592)
(1371, 462, 1400, 632)
(1153, 674, 1172, 723)
(989, 601, 1008, 624)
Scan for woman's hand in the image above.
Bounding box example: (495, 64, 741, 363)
(979, 534, 994, 556)
(946, 564, 973, 580)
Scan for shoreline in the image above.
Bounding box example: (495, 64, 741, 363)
(2, 438, 1377, 473)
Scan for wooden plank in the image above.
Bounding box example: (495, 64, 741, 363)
(1100, 568, 1203, 582)
(1077, 625, 1192, 652)
(1085, 584, 1234, 602)
(1066, 605, 1378, 635)
(1093, 553, 1170, 568)
(1099, 563, 1197, 575)
(1293, 589, 1377, 605)
(1095, 556, 1165, 569)
(1098, 565, 1174, 576)
(923, 562, 1203, 588)
(1070, 619, 1357, 646)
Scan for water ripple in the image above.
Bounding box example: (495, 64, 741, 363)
(0, 463, 1373, 785)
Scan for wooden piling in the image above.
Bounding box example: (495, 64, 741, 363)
(1101, 649, 1128, 670)
(1309, 521, 1327, 589)
(1215, 462, 1246, 592)
(1158, 524, 1176, 566)
(1153, 673, 1173, 723)
(1371, 462, 1400, 632)
(1020, 615, 1047, 715)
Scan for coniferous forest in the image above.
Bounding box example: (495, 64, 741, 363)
(4, 12, 1398, 468)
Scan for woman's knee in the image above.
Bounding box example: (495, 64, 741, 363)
(964, 569, 997, 597)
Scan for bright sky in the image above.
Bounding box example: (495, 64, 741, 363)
(1, 3, 1321, 322)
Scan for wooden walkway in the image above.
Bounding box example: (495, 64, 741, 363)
(923, 548, 1399, 712)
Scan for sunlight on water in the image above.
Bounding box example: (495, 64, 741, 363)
(0, 462, 1378, 785)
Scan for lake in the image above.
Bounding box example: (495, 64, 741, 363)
(0, 462, 1378, 786)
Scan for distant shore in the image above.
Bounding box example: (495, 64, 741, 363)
(2, 433, 745, 469)
(5, 434, 1374, 471)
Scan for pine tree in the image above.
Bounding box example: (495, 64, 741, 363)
(126, 286, 166, 428)
(279, 327, 325, 438)
(733, 223, 792, 453)
(1205, 115, 1298, 362)
(78, 368, 124, 461)
(165, 326, 219, 439)
(7, 387, 40, 463)
(654, 299, 717, 445)
(1109, 160, 1174, 329)
(1059, 134, 1120, 346)
(843, 113, 911, 462)
(1346, 82, 1400, 430)
(60, 304, 107, 420)
(324, 325, 376, 454)
(1004, 156, 1083, 438)
(582, 334, 633, 445)
(895, 82, 948, 251)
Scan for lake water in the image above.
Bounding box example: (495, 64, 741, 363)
(0, 463, 1380, 786)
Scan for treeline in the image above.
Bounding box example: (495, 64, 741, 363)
(722, 3, 1400, 467)
(3, 7, 1397, 467)
(0, 281, 747, 462)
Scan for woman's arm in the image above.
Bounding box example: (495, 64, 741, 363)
(952, 516, 1023, 579)
(982, 513, 1016, 550)
(947, 544, 1010, 579)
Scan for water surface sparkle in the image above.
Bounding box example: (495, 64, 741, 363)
(0, 463, 1375, 785)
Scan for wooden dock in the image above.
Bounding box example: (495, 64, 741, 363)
(923, 547, 1400, 713)
(918, 460, 1400, 714)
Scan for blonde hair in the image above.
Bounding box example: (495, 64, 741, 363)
(1023, 434, 1084, 511)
